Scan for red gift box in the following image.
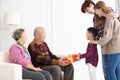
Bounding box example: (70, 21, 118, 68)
(63, 54, 78, 64)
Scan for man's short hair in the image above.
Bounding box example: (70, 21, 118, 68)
(81, 0, 95, 13)
(34, 27, 44, 37)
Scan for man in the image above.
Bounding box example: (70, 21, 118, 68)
(28, 26, 74, 80)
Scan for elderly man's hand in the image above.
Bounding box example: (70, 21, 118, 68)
(59, 58, 69, 66)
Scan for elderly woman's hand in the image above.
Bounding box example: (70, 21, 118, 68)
(34, 67, 43, 71)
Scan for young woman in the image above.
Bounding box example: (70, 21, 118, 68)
(9, 29, 52, 80)
(92, 1, 120, 80)
(81, 0, 120, 40)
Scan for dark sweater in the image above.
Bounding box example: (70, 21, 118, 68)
(28, 39, 60, 67)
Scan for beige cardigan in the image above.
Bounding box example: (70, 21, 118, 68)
(98, 13, 120, 54)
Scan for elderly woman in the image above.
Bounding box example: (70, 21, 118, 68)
(9, 29, 52, 80)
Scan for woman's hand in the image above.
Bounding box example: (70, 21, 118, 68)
(90, 41, 98, 44)
(34, 67, 42, 71)
(109, 13, 119, 19)
(26, 64, 42, 71)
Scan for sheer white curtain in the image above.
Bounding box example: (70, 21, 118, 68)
(118, 0, 120, 14)
(116, 0, 120, 14)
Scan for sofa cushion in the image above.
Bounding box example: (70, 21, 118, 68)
(0, 63, 22, 80)
(0, 51, 9, 62)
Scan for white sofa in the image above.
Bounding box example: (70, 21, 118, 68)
(0, 51, 31, 80)
(0, 51, 64, 80)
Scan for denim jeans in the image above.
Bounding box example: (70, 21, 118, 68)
(102, 53, 120, 80)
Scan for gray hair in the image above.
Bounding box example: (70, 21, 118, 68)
(34, 26, 45, 37)
(12, 29, 25, 41)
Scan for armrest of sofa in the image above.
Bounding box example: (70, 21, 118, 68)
(0, 63, 22, 80)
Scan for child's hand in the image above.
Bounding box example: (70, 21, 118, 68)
(76, 53, 81, 61)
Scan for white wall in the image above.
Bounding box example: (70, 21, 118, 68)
(0, 0, 2, 27)
(0, 0, 118, 80)
(0, 0, 53, 51)
(116, 0, 120, 14)
(52, 0, 117, 54)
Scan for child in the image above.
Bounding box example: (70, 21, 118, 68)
(78, 27, 98, 80)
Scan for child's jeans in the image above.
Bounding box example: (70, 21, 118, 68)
(87, 63, 96, 80)
(102, 53, 120, 80)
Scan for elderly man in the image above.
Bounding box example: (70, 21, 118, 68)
(28, 27, 74, 80)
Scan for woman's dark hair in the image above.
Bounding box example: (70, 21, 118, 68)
(81, 0, 95, 13)
(87, 27, 98, 39)
(12, 29, 25, 41)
